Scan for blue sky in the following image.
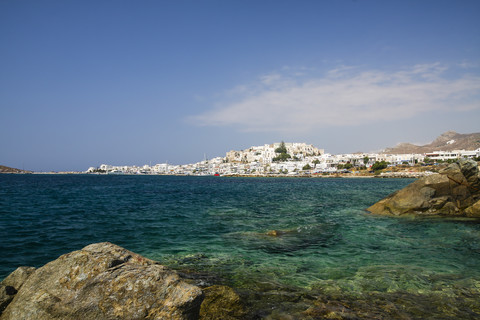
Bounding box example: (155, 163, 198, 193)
(1, 0, 479, 171)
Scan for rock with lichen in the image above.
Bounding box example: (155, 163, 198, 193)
(0, 266, 36, 315)
(0, 242, 204, 320)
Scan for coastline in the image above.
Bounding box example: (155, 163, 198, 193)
(1, 170, 430, 178)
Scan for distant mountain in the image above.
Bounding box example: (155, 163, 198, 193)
(0, 165, 32, 174)
(382, 131, 480, 154)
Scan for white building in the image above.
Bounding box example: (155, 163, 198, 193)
(226, 142, 324, 164)
(425, 149, 480, 161)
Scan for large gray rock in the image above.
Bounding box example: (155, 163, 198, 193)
(368, 159, 480, 217)
(0, 242, 204, 320)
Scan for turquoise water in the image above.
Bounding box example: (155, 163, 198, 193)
(1, 174, 480, 318)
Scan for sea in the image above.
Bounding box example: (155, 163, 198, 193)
(1, 174, 480, 318)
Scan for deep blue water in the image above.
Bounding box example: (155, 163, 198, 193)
(1, 174, 480, 317)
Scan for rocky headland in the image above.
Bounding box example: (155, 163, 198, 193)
(368, 159, 480, 217)
(0, 165, 32, 174)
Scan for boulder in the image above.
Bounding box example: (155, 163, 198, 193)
(199, 285, 246, 319)
(458, 158, 480, 189)
(0, 242, 204, 320)
(367, 159, 480, 217)
(465, 199, 480, 217)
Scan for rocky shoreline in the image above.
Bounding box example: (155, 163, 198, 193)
(0, 165, 32, 174)
(368, 159, 480, 217)
(0, 242, 247, 320)
(2, 241, 480, 319)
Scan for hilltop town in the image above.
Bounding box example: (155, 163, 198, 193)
(88, 138, 480, 177)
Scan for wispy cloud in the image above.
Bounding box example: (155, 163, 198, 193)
(188, 64, 480, 133)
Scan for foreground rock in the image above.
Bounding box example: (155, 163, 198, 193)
(368, 159, 480, 217)
(0, 242, 204, 320)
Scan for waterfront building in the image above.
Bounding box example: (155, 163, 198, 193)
(425, 149, 480, 161)
(87, 144, 479, 176)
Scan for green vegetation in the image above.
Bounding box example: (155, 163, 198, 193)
(371, 161, 389, 171)
(273, 153, 291, 162)
(337, 163, 353, 170)
(273, 141, 291, 162)
(275, 141, 288, 154)
(435, 159, 456, 164)
(423, 157, 433, 164)
(302, 164, 312, 170)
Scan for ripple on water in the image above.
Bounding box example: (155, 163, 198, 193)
(1, 175, 479, 318)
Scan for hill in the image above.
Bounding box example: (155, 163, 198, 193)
(0, 165, 33, 174)
(382, 131, 480, 154)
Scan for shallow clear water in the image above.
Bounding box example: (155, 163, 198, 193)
(1, 175, 479, 318)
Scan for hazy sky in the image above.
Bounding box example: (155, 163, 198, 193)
(1, 0, 479, 171)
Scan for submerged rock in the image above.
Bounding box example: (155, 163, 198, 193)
(0, 242, 204, 320)
(367, 159, 480, 217)
(265, 228, 297, 237)
(199, 285, 246, 319)
(303, 284, 480, 320)
(225, 224, 339, 254)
